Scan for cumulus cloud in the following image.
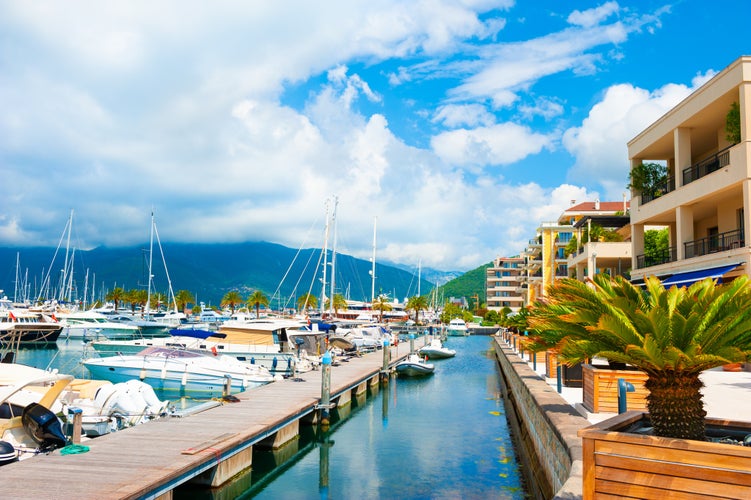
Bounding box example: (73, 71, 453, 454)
(561, 77, 708, 199)
(432, 104, 496, 128)
(567, 2, 620, 28)
(431, 123, 553, 167)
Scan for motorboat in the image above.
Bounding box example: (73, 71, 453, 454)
(58, 310, 140, 341)
(0, 363, 72, 461)
(418, 338, 456, 359)
(445, 318, 469, 336)
(107, 314, 171, 338)
(395, 353, 434, 377)
(82, 346, 276, 397)
(0, 309, 63, 346)
(60, 379, 170, 437)
(0, 362, 173, 463)
(88, 322, 316, 376)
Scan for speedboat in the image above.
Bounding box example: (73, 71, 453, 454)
(418, 338, 456, 359)
(0, 310, 63, 346)
(58, 310, 140, 340)
(82, 346, 276, 397)
(88, 324, 315, 376)
(445, 318, 469, 336)
(395, 354, 434, 377)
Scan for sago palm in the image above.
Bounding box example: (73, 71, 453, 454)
(527, 274, 751, 440)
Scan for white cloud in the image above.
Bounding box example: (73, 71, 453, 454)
(567, 2, 620, 28)
(432, 104, 496, 128)
(562, 80, 702, 199)
(431, 123, 553, 167)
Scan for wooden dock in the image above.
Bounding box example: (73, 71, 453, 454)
(0, 342, 415, 499)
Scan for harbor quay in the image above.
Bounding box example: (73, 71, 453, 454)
(493, 331, 751, 499)
(0, 342, 418, 499)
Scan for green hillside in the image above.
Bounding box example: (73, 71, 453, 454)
(433, 262, 491, 308)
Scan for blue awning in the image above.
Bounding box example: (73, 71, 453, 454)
(660, 264, 741, 287)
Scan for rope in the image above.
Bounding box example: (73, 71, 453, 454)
(60, 444, 90, 455)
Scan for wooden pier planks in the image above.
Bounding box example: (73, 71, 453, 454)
(0, 343, 410, 499)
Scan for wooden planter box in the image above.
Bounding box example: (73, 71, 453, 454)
(582, 364, 649, 413)
(579, 411, 751, 499)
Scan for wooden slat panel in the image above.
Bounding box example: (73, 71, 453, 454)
(594, 440, 751, 470)
(595, 464, 751, 497)
(595, 479, 728, 500)
(597, 453, 751, 486)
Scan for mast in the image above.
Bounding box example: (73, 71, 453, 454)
(329, 195, 338, 316)
(417, 259, 421, 297)
(14, 252, 20, 303)
(146, 211, 155, 316)
(320, 200, 330, 315)
(370, 216, 377, 303)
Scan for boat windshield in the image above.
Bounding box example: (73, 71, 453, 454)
(137, 346, 203, 358)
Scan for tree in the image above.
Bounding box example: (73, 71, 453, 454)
(221, 290, 244, 314)
(371, 295, 393, 323)
(106, 287, 126, 311)
(297, 293, 317, 312)
(150, 291, 167, 311)
(527, 274, 751, 441)
(439, 302, 463, 324)
(406, 295, 428, 324)
(628, 161, 668, 195)
(325, 293, 348, 317)
(125, 289, 140, 313)
(247, 290, 269, 319)
(174, 289, 195, 313)
(726, 101, 741, 144)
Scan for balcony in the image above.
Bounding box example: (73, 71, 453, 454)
(636, 246, 677, 269)
(682, 146, 731, 186)
(641, 176, 675, 205)
(684, 228, 744, 259)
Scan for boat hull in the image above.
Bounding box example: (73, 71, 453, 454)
(418, 347, 456, 359)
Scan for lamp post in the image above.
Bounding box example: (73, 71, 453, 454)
(591, 251, 597, 278)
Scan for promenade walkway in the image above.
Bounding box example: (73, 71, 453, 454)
(518, 341, 751, 424)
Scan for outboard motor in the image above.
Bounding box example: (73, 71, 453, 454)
(0, 440, 18, 465)
(22, 403, 67, 452)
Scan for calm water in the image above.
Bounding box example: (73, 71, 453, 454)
(13, 336, 527, 499)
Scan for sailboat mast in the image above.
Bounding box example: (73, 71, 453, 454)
(320, 200, 330, 315)
(146, 211, 155, 316)
(370, 216, 377, 303)
(329, 195, 338, 316)
(417, 259, 421, 297)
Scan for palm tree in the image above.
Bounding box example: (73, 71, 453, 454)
(527, 274, 751, 441)
(247, 290, 269, 319)
(297, 293, 317, 313)
(371, 295, 392, 323)
(325, 293, 348, 317)
(406, 295, 428, 324)
(106, 287, 126, 311)
(221, 290, 244, 314)
(174, 289, 195, 313)
(151, 291, 167, 311)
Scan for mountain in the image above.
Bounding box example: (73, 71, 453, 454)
(0, 242, 435, 308)
(433, 262, 491, 307)
(383, 261, 462, 286)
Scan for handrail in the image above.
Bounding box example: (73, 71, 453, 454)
(636, 246, 677, 269)
(684, 228, 744, 259)
(682, 145, 732, 185)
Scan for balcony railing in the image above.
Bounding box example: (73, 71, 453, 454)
(682, 146, 731, 186)
(636, 246, 677, 269)
(641, 176, 676, 205)
(684, 228, 744, 259)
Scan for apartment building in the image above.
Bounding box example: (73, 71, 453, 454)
(522, 200, 630, 303)
(628, 56, 751, 286)
(486, 256, 525, 312)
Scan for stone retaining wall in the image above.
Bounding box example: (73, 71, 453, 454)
(492, 337, 588, 499)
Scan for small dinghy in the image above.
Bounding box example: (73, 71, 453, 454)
(418, 338, 456, 359)
(395, 354, 434, 377)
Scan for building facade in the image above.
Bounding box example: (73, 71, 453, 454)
(628, 56, 751, 286)
(486, 256, 525, 312)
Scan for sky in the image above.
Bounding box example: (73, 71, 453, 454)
(1, 0, 750, 272)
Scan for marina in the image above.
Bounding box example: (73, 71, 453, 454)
(0, 334, 528, 499)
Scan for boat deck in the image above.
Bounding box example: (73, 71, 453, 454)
(0, 343, 414, 499)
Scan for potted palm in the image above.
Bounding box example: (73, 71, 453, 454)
(526, 274, 751, 498)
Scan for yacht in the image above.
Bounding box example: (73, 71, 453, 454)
(445, 318, 469, 337)
(57, 310, 140, 341)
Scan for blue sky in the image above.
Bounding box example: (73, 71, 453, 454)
(1, 1, 750, 272)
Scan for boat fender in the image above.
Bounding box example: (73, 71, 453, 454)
(211, 346, 218, 356)
(272, 357, 278, 371)
(181, 369, 188, 387)
(0, 441, 18, 466)
(161, 364, 167, 380)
